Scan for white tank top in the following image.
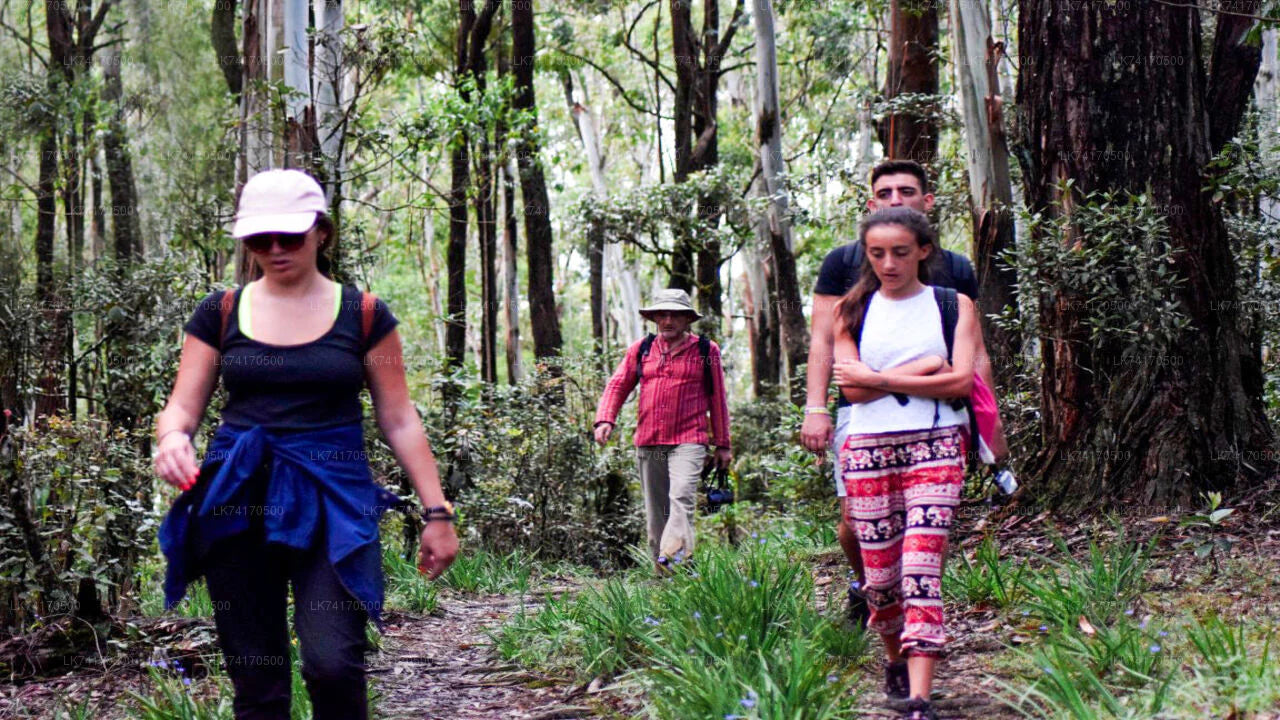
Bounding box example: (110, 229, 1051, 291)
(846, 286, 967, 434)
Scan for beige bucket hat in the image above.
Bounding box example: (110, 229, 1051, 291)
(639, 288, 702, 321)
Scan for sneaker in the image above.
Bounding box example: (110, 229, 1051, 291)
(901, 697, 938, 720)
(884, 660, 909, 700)
(846, 581, 870, 628)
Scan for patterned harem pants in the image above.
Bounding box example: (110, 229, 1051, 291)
(839, 425, 965, 657)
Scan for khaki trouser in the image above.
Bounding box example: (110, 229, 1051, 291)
(636, 444, 706, 563)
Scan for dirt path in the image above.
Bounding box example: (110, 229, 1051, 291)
(370, 591, 608, 720)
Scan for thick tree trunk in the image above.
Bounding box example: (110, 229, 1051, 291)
(512, 0, 563, 362)
(1016, 1, 1275, 502)
(950, 0, 1017, 383)
(752, 0, 806, 403)
(880, 0, 938, 162)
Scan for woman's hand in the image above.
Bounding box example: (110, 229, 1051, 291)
(834, 359, 880, 388)
(418, 521, 459, 580)
(154, 431, 200, 491)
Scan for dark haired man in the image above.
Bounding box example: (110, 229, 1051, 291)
(801, 159, 1004, 628)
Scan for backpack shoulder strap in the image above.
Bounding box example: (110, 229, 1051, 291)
(218, 288, 237, 352)
(636, 333, 657, 381)
(853, 293, 874, 351)
(698, 334, 712, 395)
(933, 286, 959, 363)
(360, 290, 377, 347)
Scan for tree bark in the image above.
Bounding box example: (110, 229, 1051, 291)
(668, 0, 697, 291)
(211, 0, 242, 97)
(950, 0, 1017, 383)
(1016, 1, 1275, 502)
(1206, 2, 1263, 152)
(751, 0, 806, 403)
(445, 2, 476, 371)
(101, 49, 141, 266)
(469, 1, 501, 384)
(880, 0, 938, 163)
(512, 0, 563, 363)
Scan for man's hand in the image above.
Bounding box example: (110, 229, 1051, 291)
(418, 521, 459, 580)
(593, 422, 614, 446)
(713, 447, 733, 470)
(800, 412, 833, 456)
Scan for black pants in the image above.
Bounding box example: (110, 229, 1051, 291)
(202, 527, 370, 720)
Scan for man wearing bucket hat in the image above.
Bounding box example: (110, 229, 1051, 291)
(594, 289, 732, 570)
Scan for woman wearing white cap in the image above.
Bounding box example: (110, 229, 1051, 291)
(153, 169, 457, 719)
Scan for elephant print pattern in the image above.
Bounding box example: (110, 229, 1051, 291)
(840, 426, 965, 657)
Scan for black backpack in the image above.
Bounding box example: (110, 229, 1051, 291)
(636, 333, 714, 395)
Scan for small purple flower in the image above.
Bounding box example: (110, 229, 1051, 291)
(1039, 625, 1048, 633)
(749, 580, 759, 588)
(693, 611, 702, 620)
(183, 677, 191, 686)
(826, 674, 838, 683)
(1149, 644, 1161, 653)
(1158, 630, 1168, 637)
(643, 616, 661, 626)
(1124, 609, 1135, 616)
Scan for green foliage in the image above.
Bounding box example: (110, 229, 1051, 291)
(998, 187, 1191, 361)
(409, 360, 641, 568)
(439, 548, 535, 595)
(943, 535, 1026, 609)
(494, 530, 869, 718)
(0, 417, 155, 629)
(382, 541, 440, 614)
(127, 661, 233, 720)
(1018, 528, 1155, 631)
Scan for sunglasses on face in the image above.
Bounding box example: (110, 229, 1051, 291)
(243, 232, 307, 254)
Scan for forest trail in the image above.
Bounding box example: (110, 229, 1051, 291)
(370, 591, 606, 720)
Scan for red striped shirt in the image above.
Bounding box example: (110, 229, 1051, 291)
(595, 333, 732, 448)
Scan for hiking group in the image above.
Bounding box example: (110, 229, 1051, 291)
(154, 160, 1007, 720)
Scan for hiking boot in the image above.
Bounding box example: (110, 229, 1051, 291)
(901, 697, 938, 720)
(884, 659, 909, 700)
(846, 581, 870, 628)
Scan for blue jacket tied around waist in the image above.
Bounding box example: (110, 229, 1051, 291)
(160, 422, 403, 628)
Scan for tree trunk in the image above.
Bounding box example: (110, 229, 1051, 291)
(497, 53, 523, 384)
(751, 0, 806, 403)
(950, 0, 1017, 383)
(469, 1, 501, 384)
(34, 133, 62, 421)
(668, 0, 697, 292)
(880, 0, 938, 162)
(1206, 2, 1263, 152)
(445, 1, 475, 371)
(512, 0, 563, 362)
(101, 49, 141, 266)
(211, 0, 242, 97)
(567, 76, 610, 363)
(1016, 1, 1275, 502)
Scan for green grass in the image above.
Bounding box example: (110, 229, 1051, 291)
(382, 543, 440, 614)
(944, 534, 1026, 609)
(1018, 527, 1155, 631)
(494, 526, 870, 718)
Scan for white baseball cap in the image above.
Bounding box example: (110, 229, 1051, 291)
(231, 169, 327, 239)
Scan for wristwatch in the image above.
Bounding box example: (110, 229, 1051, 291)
(422, 500, 456, 523)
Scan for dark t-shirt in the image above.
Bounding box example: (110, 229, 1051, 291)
(813, 241, 980, 300)
(184, 284, 398, 430)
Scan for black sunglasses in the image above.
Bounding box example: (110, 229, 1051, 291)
(243, 232, 307, 254)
